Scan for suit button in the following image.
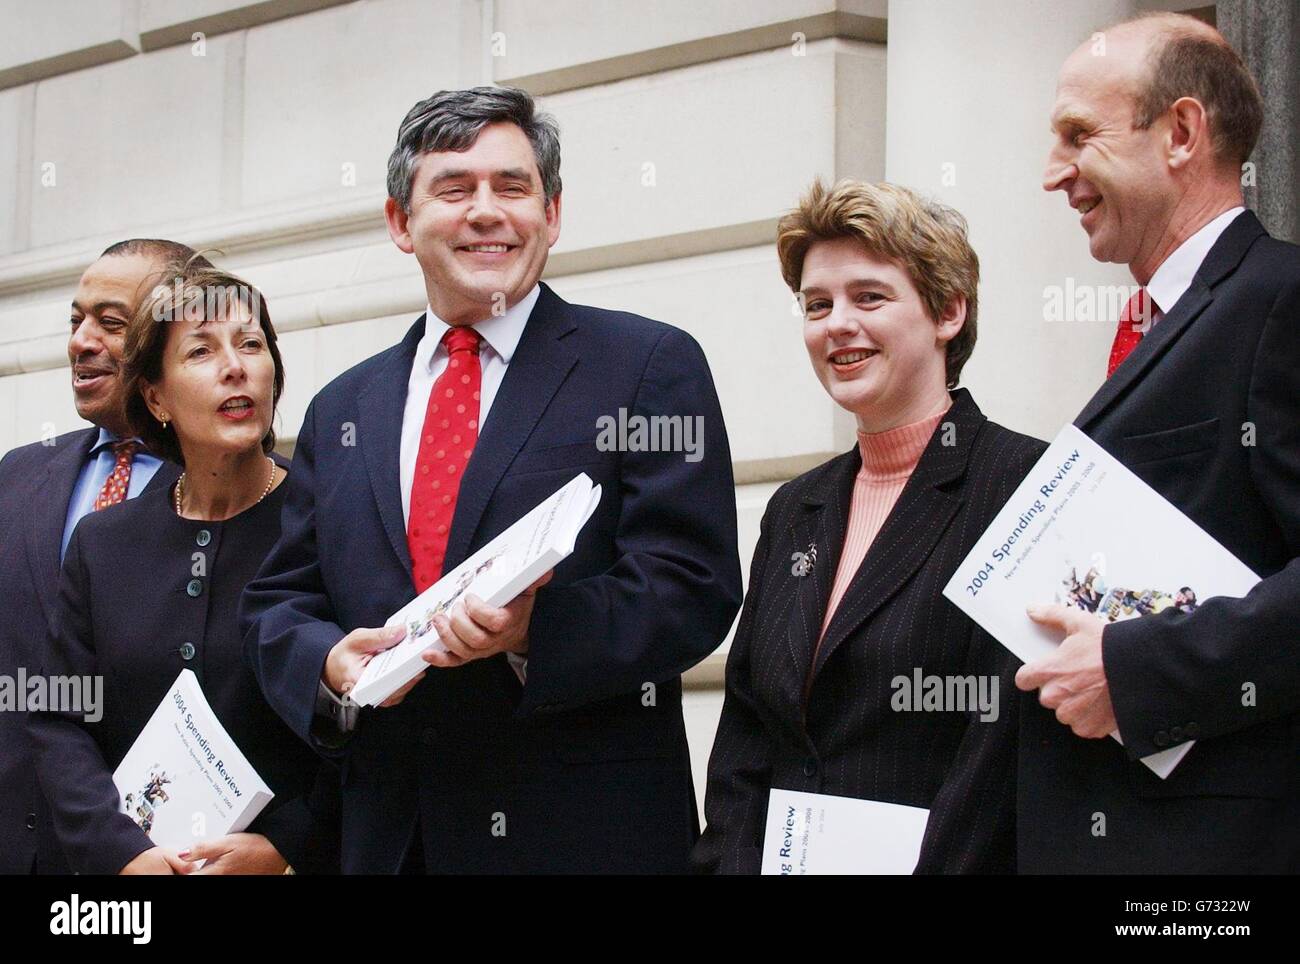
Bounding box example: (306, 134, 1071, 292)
(179, 642, 196, 661)
(420, 728, 436, 747)
(803, 757, 817, 778)
(25, 812, 35, 830)
(186, 579, 203, 597)
(196, 529, 211, 547)
(1184, 722, 1200, 739)
(1169, 725, 1184, 743)
(1154, 730, 1170, 747)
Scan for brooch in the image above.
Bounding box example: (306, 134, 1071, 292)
(791, 542, 817, 578)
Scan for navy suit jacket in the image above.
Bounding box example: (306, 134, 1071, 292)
(1019, 210, 1300, 872)
(241, 283, 742, 873)
(0, 428, 178, 873)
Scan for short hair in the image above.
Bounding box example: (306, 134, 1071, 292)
(386, 86, 562, 212)
(1123, 13, 1263, 167)
(99, 238, 210, 267)
(121, 254, 284, 465)
(777, 180, 980, 388)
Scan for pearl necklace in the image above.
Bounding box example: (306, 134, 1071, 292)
(175, 456, 276, 518)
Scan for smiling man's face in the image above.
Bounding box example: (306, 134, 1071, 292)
(386, 121, 561, 327)
(68, 252, 161, 436)
(1042, 31, 1176, 278)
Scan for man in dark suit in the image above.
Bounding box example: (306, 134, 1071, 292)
(0, 239, 190, 873)
(240, 87, 742, 873)
(1019, 12, 1299, 872)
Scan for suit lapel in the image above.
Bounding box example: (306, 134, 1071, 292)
(357, 314, 427, 580)
(810, 390, 982, 684)
(1076, 210, 1265, 430)
(782, 450, 856, 693)
(443, 284, 578, 570)
(24, 428, 98, 622)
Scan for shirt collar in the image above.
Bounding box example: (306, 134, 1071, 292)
(91, 427, 147, 455)
(415, 284, 541, 373)
(1147, 206, 1244, 314)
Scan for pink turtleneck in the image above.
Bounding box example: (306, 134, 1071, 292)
(817, 402, 951, 642)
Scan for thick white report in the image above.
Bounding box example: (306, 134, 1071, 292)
(349, 472, 603, 707)
(943, 424, 1259, 778)
(113, 669, 272, 851)
(761, 789, 930, 874)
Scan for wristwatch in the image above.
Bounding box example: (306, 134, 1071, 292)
(315, 679, 360, 732)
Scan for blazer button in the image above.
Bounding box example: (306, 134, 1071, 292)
(186, 579, 203, 597)
(25, 812, 36, 830)
(802, 757, 818, 778)
(420, 728, 437, 747)
(1153, 730, 1170, 747)
(1184, 722, 1200, 739)
(196, 529, 211, 547)
(179, 642, 196, 661)
(1169, 725, 1184, 743)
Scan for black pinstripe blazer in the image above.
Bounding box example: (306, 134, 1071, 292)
(693, 389, 1045, 874)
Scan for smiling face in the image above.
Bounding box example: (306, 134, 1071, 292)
(800, 237, 963, 433)
(1043, 32, 1177, 278)
(142, 305, 277, 463)
(68, 253, 163, 436)
(385, 121, 560, 327)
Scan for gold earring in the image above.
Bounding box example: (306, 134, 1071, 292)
(159, 413, 169, 427)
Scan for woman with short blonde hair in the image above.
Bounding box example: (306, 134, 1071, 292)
(696, 180, 1045, 874)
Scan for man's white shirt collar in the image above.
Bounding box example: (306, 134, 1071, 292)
(416, 284, 541, 371)
(1146, 206, 1244, 315)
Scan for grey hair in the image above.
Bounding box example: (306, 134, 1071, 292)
(386, 86, 562, 211)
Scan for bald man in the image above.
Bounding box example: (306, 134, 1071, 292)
(1017, 12, 1299, 873)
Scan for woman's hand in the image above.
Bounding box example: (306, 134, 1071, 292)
(182, 833, 289, 875)
(120, 846, 196, 875)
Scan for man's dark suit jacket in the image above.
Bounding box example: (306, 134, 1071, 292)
(0, 428, 178, 873)
(241, 282, 743, 873)
(694, 389, 1045, 874)
(1019, 210, 1300, 873)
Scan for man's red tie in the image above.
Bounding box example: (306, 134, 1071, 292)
(408, 326, 482, 593)
(93, 440, 138, 511)
(1107, 287, 1152, 378)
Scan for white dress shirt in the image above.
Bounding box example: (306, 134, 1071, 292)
(399, 284, 540, 524)
(399, 283, 541, 685)
(1145, 206, 1244, 322)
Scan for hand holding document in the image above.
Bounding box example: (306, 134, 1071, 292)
(348, 472, 602, 707)
(943, 424, 1259, 778)
(114, 670, 273, 852)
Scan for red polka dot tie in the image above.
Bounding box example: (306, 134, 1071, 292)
(1106, 287, 1152, 378)
(93, 440, 139, 511)
(408, 326, 482, 593)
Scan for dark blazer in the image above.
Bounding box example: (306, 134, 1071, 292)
(0, 428, 178, 873)
(1019, 210, 1300, 873)
(694, 389, 1045, 874)
(241, 283, 743, 873)
(28, 466, 337, 875)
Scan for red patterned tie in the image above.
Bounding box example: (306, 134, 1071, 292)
(93, 440, 139, 511)
(408, 326, 482, 593)
(1106, 287, 1152, 378)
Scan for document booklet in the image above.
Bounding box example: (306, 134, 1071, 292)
(761, 788, 930, 875)
(350, 472, 602, 707)
(943, 423, 1259, 778)
(113, 669, 273, 850)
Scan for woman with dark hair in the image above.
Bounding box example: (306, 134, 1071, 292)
(695, 180, 1046, 874)
(30, 257, 336, 875)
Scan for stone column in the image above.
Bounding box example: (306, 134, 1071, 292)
(1219, 0, 1299, 244)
